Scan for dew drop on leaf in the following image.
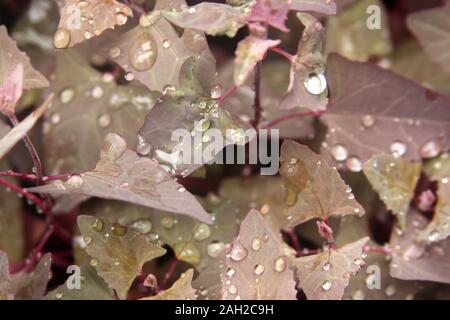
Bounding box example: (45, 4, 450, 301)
(162, 39, 171, 49)
(129, 33, 158, 71)
(345, 156, 362, 172)
(115, 12, 128, 26)
(210, 84, 223, 99)
(228, 285, 238, 295)
(130, 219, 152, 234)
(59, 87, 75, 104)
(303, 72, 327, 95)
(330, 144, 348, 161)
(321, 279, 332, 291)
(193, 223, 211, 241)
(109, 47, 121, 58)
(98, 113, 111, 128)
(361, 114, 375, 127)
(420, 139, 443, 159)
(251, 238, 261, 251)
(274, 257, 286, 272)
(226, 268, 236, 277)
(91, 218, 104, 232)
(253, 264, 265, 276)
(53, 28, 71, 49)
(66, 175, 83, 189)
(230, 242, 248, 262)
(90, 258, 98, 267)
(207, 241, 225, 258)
(83, 235, 92, 245)
(136, 134, 151, 156)
(111, 223, 127, 236)
(322, 262, 332, 271)
(390, 141, 407, 158)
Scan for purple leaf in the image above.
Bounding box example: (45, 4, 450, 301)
(247, 0, 290, 32)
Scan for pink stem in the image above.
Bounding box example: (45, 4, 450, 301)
(0, 177, 50, 214)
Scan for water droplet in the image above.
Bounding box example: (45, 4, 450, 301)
(207, 241, 225, 258)
(385, 285, 396, 297)
(260, 204, 270, 215)
(226, 268, 236, 277)
(253, 264, 265, 276)
(322, 262, 332, 271)
(53, 28, 71, 49)
(304, 72, 327, 95)
(188, 7, 197, 14)
(109, 47, 121, 58)
(390, 141, 407, 158)
(162, 39, 171, 49)
(331, 144, 348, 161)
(129, 33, 157, 71)
(274, 257, 286, 272)
(177, 186, 186, 193)
(210, 84, 222, 99)
(59, 87, 75, 104)
(83, 235, 92, 245)
(230, 242, 248, 262)
(91, 86, 104, 99)
(193, 224, 211, 241)
(84, 31, 92, 39)
(130, 219, 152, 234)
(428, 229, 440, 242)
(115, 12, 128, 26)
(321, 280, 332, 291)
(352, 289, 365, 300)
(353, 258, 364, 266)
(111, 223, 127, 236)
(66, 175, 83, 189)
(136, 134, 151, 156)
(362, 114, 375, 127)
(195, 118, 211, 132)
(161, 216, 175, 229)
(91, 218, 104, 232)
(125, 72, 135, 81)
(55, 292, 63, 299)
(89, 258, 98, 267)
(228, 285, 237, 295)
(50, 113, 61, 125)
(98, 113, 111, 128)
(420, 139, 443, 159)
(251, 238, 261, 251)
(345, 156, 362, 172)
(163, 84, 176, 95)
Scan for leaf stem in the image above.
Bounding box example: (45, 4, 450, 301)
(218, 85, 237, 106)
(251, 61, 262, 128)
(0, 177, 50, 214)
(9, 115, 44, 184)
(270, 47, 296, 62)
(160, 257, 179, 290)
(0, 170, 36, 181)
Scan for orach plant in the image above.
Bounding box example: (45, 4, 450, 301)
(0, 0, 450, 301)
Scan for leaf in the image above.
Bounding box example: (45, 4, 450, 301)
(424, 152, 450, 181)
(322, 54, 450, 166)
(53, 0, 133, 49)
(0, 64, 23, 117)
(290, 0, 337, 15)
(407, 2, 450, 76)
(42, 51, 157, 174)
(107, 9, 216, 92)
(390, 210, 450, 284)
(0, 160, 24, 263)
(77, 215, 166, 299)
(0, 25, 49, 89)
(162, 3, 247, 37)
(142, 269, 197, 300)
(138, 58, 249, 177)
(30, 133, 212, 223)
(293, 237, 369, 300)
(220, 60, 315, 139)
(46, 264, 115, 300)
(280, 13, 328, 112)
(0, 251, 13, 300)
(247, 0, 290, 32)
(417, 181, 450, 243)
(220, 209, 297, 300)
(363, 154, 422, 229)
(280, 140, 365, 228)
(390, 41, 450, 96)
(11, 253, 51, 300)
(0, 94, 53, 160)
(325, 0, 392, 61)
(234, 35, 280, 86)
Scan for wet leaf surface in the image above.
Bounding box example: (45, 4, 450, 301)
(142, 269, 197, 300)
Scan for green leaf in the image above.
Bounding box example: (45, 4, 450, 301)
(293, 237, 369, 300)
(280, 140, 365, 227)
(46, 264, 115, 300)
(363, 154, 422, 229)
(325, 0, 392, 61)
(77, 215, 166, 299)
(142, 269, 197, 300)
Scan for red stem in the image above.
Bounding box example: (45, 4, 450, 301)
(0, 177, 50, 214)
(0, 170, 36, 181)
(218, 85, 237, 105)
(270, 47, 296, 62)
(160, 258, 178, 290)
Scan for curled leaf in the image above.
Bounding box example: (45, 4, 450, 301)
(0, 94, 53, 160)
(29, 133, 212, 223)
(220, 209, 297, 300)
(363, 154, 422, 229)
(234, 35, 281, 86)
(142, 269, 197, 300)
(292, 237, 369, 300)
(77, 215, 166, 299)
(280, 140, 365, 228)
(53, 0, 133, 49)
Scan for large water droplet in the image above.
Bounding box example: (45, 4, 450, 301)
(274, 257, 286, 272)
(230, 242, 248, 262)
(129, 33, 157, 71)
(207, 241, 225, 258)
(345, 156, 362, 172)
(193, 224, 211, 241)
(304, 72, 327, 95)
(331, 144, 348, 161)
(115, 12, 128, 26)
(210, 84, 222, 99)
(321, 280, 332, 291)
(109, 47, 121, 58)
(420, 139, 443, 159)
(91, 218, 104, 232)
(66, 175, 83, 189)
(390, 141, 407, 158)
(136, 135, 151, 156)
(130, 219, 152, 234)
